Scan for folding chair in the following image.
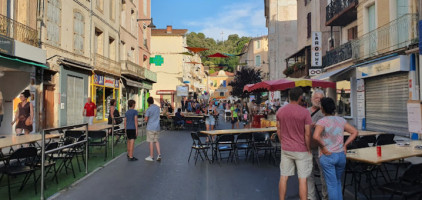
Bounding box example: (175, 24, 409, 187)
(88, 131, 108, 161)
(188, 132, 211, 165)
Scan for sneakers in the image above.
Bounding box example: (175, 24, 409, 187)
(145, 156, 154, 161)
(128, 157, 138, 161)
(156, 155, 162, 161)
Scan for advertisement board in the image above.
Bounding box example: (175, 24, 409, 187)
(176, 86, 188, 96)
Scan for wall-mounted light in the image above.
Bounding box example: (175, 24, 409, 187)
(136, 18, 156, 29)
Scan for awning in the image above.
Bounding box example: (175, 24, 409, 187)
(0, 54, 48, 69)
(156, 90, 175, 95)
(121, 77, 143, 88)
(58, 58, 92, 71)
(313, 66, 354, 80)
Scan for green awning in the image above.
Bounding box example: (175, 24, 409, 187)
(0, 54, 48, 69)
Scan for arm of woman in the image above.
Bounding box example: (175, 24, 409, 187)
(30, 102, 34, 123)
(343, 123, 359, 152)
(313, 125, 331, 155)
(11, 105, 19, 125)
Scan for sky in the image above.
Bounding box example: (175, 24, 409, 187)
(151, 0, 268, 40)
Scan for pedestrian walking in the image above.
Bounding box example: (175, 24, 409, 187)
(108, 99, 122, 125)
(83, 97, 96, 125)
(307, 90, 328, 200)
(241, 101, 250, 128)
(11, 90, 33, 135)
(313, 97, 358, 200)
(205, 100, 218, 131)
(276, 87, 312, 200)
(144, 97, 162, 162)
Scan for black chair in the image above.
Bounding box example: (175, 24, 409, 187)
(2, 147, 38, 200)
(359, 135, 377, 146)
(215, 134, 235, 164)
(375, 134, 395, 146)
(51, 137, 76, 178)
(34, 142, 59, 187)
(188, 132, 211, 165)
(62, 135, 86, 172)
(234, 133, 253, 161)
(252, 132, 276, 166)
(65, 130, 84, 139)
(88, 131, 108, 161)
(380, 163, 422, 200)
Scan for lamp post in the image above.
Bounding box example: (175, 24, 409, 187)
(136, 18, 156, 28)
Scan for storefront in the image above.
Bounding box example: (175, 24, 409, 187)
(121, 76, 143, 114)
(156, 90, 175, 107)
(58, 59, 91, 126)
(142, 81, 153, 111)
(356, 55, 410, 136)
(91, 73, 120, 123)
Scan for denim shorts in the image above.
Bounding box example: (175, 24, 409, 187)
(205, 116, 215, 125)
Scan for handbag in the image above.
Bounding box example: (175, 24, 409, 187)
(25, 117, 32, 126)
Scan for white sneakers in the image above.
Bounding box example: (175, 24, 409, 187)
(145, 155, 162, 162)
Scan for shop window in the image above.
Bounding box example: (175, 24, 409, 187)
(73, 12, 84, 54)
(336, 80, 351, 117)
(47, 0, 61, 47)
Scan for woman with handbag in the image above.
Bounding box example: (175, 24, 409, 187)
(108, 99, 122, 126)
(11, 90, 33, 135)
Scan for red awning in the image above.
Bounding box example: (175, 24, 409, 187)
(185, 47, 209, 53)
(247, 78, 336, 92)
(207, 53, 229, 58)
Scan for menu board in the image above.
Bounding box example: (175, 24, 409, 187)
(407, 100, 422, 133)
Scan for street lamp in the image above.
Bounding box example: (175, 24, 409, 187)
(136, 18, 156, 28)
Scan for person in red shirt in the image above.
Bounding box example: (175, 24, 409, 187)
(276, 87, 312, 200)
(83, 97, 96, 125)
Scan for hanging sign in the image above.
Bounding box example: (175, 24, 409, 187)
(104, 77, 115, 88)
(311, 32, 322, 67)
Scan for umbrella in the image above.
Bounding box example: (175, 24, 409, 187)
(243, 84, 255, 92)
(185, 47, 209, 53)
(247, 78, 336, 92)
(177, 52, 194, 56)
(185, 61, 200, 65)
(207, 53, 229, 58)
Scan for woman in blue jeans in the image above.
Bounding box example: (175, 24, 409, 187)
(313, 97, 358, 200)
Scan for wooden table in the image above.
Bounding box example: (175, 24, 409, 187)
(72, 123, 114, 131)
(0, 134, 61, 149)
(346, 140, 422, 165)
(200, 127, 277, 136)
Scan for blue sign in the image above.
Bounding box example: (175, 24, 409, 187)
(115, 79, 119, 88)
(94, 74, 104, 85)
(419, 20, 422, 55)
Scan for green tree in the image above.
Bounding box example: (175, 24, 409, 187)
(229, 67, 262, 98)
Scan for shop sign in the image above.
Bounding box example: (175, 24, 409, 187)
(94, 74, 104, 85)
(311, 32, 322, 67)
(143, 81, 153, 90)
(356, 55, 410, 79)
(176, 86, 188, 96)
(104, 77, 115, 88)
(309, 68, 322, 76)
(157, 90, 175, 95)
(0, 35, 14, 56)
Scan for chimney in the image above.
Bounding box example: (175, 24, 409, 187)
(166, 25, 172, 33)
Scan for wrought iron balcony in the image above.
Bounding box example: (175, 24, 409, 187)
(0, 14, 38, 47)
(94, 54, 121, 76)
(121, 60, 145, 79)
(351, 14, 418, 61)
(144, 68, 157, 83)
(326, 0, 357, 26)
(322, 41, 352, 67)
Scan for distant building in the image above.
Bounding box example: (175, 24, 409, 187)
(239, 36, 269, 80)
(208, 70, 234, 100)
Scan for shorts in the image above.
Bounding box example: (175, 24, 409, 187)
(147, 130, 160, 142)
(205, 116, 215, 126)
(280, 150, 313, 178)
(231, 117, 238, 124)
(126, 129, 137, 140)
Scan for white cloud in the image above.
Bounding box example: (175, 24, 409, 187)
(184, 1, 267, 40)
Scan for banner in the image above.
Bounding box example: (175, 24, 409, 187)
(176, 86, 188, 96)
(311, 32, 322, 67)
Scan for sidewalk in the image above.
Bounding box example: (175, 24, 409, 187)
(52, 114, 296, 200)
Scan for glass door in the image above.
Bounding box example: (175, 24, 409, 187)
(95, 86, 104, 121)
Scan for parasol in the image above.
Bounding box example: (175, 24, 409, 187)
(185, 47, 209, 53)
(247, 78, 336, 92)
(243, 84, 255, 92)
(207, 53, 229, 58)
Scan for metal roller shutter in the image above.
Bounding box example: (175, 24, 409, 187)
(365, 72, 409, 136)
(67, 76, 85, 126)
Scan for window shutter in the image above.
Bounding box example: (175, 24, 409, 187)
(307, 13, 311, 38)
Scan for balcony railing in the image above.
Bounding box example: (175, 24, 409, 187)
(0, 14, 38, 47)
(94, 54, 121, 76)
(144, 68, 157, 83)
(351, 14, 418, 61)
(121, 60, 145, 79)
(326, 0, 357, 26)
(322, 41, 353, 67)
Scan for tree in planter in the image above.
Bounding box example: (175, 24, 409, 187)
(229, 67, 262, 98)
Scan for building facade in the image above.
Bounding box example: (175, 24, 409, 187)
(264, 0, 297, 80)
(0, 0, 47, 134)
(208, 70, 234, 100)
(239, 36, 269, 80)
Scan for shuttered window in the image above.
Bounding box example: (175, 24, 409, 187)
(255, 55, 261, 67)
(47, 0, 61, 46)
(74, 12, 84, 54)
(307, 13, 311, 38)
(143, 0, 147, 15)
(365, 72, 409, 136)
(347, 26, 358, 41)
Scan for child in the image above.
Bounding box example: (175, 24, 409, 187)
(125, 100, 138, 161)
